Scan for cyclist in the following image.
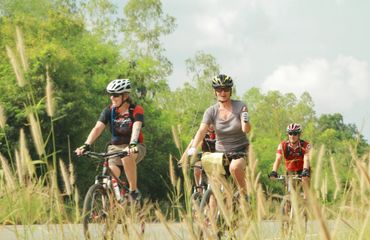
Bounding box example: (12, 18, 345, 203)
(269, 123, 311, 198)
(75, 78, 146, 201)
(188, 74, 251, 197)
(193, 125, 216, 190)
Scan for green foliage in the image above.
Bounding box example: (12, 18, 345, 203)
(155, 51, 220, 149)
(0, 0, 178, 203)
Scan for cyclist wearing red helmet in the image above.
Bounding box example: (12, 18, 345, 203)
(269, 123, 311, 198)
(75, 78, 146, 201)
(188, 74, 251, 196)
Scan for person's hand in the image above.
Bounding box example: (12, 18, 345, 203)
(75, 143, 91, 156)
(187, 147, 197, 156)
(301, 168, 310, 177)
(241, 111, 249, 123)
(127, 141, 138, 155)
(269, 171, 278, 179)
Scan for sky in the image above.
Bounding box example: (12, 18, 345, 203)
(113, 0, 370, 141)
(158, 0, 370, 141)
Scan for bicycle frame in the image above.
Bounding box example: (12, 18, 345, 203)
(82, 149, 145, 239)
(84, 150, 131, 201)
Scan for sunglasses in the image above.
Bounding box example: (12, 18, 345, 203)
(110, 93, 121, 98)
(288, 131, 299, 136)
(215, 88, 231, 93)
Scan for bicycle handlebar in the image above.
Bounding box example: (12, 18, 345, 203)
(271, 174, 302, 181)
(82, 149, 135, 159)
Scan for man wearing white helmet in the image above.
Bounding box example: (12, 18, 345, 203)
(75, 78, 146, 201)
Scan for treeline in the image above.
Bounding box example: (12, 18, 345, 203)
(0, 0, 368, 203)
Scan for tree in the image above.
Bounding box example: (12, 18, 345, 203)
(156, 51, 221, 148)
(316, 113, 368, 155)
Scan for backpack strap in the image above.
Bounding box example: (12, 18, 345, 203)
(299, 139, 305, 156)
(282, 140, 290, 158)
(111, 106, 116, 137)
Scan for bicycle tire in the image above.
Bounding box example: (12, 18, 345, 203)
(190, 191, 202, 217)
(82, 184, 113, 240)
(200, 189, 228, 238)
(280, 196, 292, 235)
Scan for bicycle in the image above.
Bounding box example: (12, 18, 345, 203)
(81, 150, 145, 240)
(178, 152, 209, 219)
(271, 174, 308, 236)
(198, 151, 249, 239)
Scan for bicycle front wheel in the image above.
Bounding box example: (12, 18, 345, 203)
(82, 184, 114, 240)
(280, 196, 292, 235)
(199, 189, 227, 238)
(190, 191, 202, 218)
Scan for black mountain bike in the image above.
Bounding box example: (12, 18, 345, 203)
(81, 150, 144, 240)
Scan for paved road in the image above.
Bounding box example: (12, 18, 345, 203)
(0, 220, 357, 240)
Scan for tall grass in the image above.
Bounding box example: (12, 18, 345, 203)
(1, 26, 80, 226)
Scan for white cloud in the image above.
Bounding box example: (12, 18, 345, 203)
(261, 56, 369, 113)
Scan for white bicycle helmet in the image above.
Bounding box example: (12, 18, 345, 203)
(106, 79, 131, 94)
(286, 123, 302, 133)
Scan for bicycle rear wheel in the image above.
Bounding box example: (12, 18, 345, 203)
(83, 184, 114, 240)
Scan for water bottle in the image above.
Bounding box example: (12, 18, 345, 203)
(112, 178, 122, 201)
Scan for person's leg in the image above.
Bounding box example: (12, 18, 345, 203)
(107, 145, 123, 179)
(194, 161, 202, 187)
(110, 165, 121, 179)
(122, 154, 138, 191)
(229, 157, 247, 195)
(209, 194, 218, 224)
(121, 143, 146, 192)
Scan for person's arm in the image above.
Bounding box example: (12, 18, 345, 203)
(272, 152, 283, 172)
(188, 123, 209, 155)
(242, 120, 251, 134)
(129, 121, 142, 145)
(303, 153, 310, 169)
(85, 121, 106, 145)
(270, 143, 283, 178)
(240, 106, 251, 133)
(75, 121, 105, 155)
(302, 143, 311, 177)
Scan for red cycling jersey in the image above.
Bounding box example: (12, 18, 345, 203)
(276, 140, 310, 172)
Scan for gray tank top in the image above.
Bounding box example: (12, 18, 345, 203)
(202, 100, 249, 152)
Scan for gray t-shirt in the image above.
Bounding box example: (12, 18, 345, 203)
(202, 100, 249, 152)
